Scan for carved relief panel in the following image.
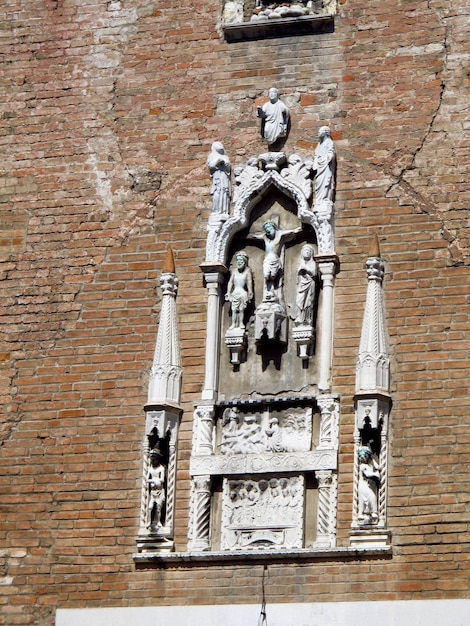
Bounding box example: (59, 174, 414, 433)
(221, 475, 304, 550)
(189, 123, 340, 554)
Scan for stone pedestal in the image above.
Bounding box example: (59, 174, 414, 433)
(292, 324, 314, 360)
(225, 327, 247, 365)
(254, 301, 287, 344)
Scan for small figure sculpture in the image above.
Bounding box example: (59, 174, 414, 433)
(313, 126, 336, 204)
(257, 88, 290, 146)
(238, 414, 264, 454)
(265, 417, 286, 452)
(225, 252, 254, 329)
(281, 153, 313, 200)
(233, 157, 261, 201)
(147, 448, 166, 530)
(221, 407, 241, 454)
(207, 141, 231, 215)
(357, 446, 380, 525)
(295, 244, 317, 326)
(249, 217, 301, 303)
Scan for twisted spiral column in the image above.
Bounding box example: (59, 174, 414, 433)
(315, 470, 336, 546)
(188, 475, 212, 551)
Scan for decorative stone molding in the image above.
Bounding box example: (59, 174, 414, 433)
(193, 404, 216, 455)
(317, 395, 339, 450)
(190, 450, 337, 476)
(206, 150, 336, 265)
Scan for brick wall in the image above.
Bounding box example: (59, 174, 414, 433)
(1, 0, 469, 623)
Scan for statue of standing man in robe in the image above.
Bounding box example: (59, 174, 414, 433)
(257, 88, 290, 146)
(207, 141, 231, 215)
(313, 126, 336, 205)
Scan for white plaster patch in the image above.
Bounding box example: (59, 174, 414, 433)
(389, 43, 445, 56)
(56, 599, 470, 626)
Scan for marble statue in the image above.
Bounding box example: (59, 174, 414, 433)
(225, 252, 254, 329)
(281, 153, 313, 200)
(313, 126, 336, 204)
(357, 446, 380, 525)
(207, 141, 231, 215)
(257, 88, 290, 145)
(295, 244, 317, 325)
(146, 448, 166, 530)
(248, 217, 302, 303)
(233, 157, 262, 201)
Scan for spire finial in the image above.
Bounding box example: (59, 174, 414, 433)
(162, 247, 175, 274)
(369, 233, 380, 259)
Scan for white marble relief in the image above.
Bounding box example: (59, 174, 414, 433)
(221, 476, 304, 550)
(190, 449, 337, 476)
(219, 406, 312, 455)
(281, 153, 313, 201)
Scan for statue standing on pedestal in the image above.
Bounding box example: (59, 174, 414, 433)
(225, 252, 254, 329)
(357, 446, 380, 525)
(257, 88, 290, 145)
(146, 447, 166, 530)
(295, 244, 317, 326)
(313, 126, 336, 204)
(207, 141, 231, 215)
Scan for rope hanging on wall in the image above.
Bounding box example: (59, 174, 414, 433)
(258, 565, 268, 626)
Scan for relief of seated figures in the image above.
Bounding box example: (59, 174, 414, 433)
(219, 406, 312, 455)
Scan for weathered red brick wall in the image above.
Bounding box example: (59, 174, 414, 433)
(1, 0, 469, 623)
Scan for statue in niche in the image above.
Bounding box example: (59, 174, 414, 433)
(146, 446, 166, 531)
(295, 244, 317, 326)
(313, 126, 336, 204)
(357, 446, 380, 525)
(207, 141, 231, 215)
(257, 88, 290, 146)
(265, 417, 286, 452)
(248, 217, 302, 304)
(225, 252, 254, 330)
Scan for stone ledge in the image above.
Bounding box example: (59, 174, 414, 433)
(223, 14, 334, 42)
(133, 545, 392, 568)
